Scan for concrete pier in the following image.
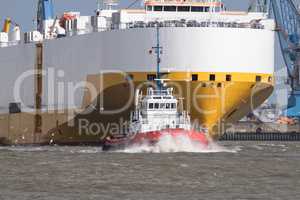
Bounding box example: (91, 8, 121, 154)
(222, 121, 300, 141)
(220, 132, 300, 141)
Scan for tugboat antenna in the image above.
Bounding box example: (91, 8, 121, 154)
(97, 0, 101, 10)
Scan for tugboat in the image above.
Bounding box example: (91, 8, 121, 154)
(102, 26, 208, 151)
(102, 82, 209, 151)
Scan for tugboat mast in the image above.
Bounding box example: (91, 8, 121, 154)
(152, 25, 163, 89)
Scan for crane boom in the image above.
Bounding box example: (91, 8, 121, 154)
(271, 0, 300, 118)
(37, 0, 54, 34)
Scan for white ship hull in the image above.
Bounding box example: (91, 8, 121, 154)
(0, 27, 274, 111)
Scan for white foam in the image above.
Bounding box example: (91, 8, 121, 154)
(0, 146, 46, 152)
(0, 146, 104, 154)
(120, 133, 238, 153)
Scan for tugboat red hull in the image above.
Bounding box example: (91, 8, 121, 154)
(103, 129, 208, 151)
(132, 129, 208, 145)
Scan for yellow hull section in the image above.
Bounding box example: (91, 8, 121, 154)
(0, 71, 274, 144)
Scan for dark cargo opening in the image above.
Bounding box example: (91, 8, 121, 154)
(192, 74, 198, 81)
(9, 102, 21, 114)
(147, 74, 157, 81)
(226, 74, 231, 81)
(256, 76, 261, 82)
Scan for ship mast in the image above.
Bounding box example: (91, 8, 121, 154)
(151, 25, 163, 89)
(97, 0, 101, 10)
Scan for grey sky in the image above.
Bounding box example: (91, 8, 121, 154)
(0, 0, 249, 31)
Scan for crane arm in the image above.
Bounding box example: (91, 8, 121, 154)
(37, 0, 54, 33)
(271, 0, 300, 117)
(271, 0, 300, 79)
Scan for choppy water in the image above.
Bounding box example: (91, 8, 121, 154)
(0, 142, 300, 200)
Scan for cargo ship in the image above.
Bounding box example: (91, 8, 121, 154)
(0, 0, 275, 145)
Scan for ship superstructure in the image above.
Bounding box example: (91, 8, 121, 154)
(130, 87, 191, 133)
(0, 0, 275, 144)
(1, 0, 275, 45)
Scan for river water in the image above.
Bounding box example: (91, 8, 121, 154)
(0, 141, 299, 200)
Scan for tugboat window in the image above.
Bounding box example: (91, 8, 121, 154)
(154, 103, 159, 109)
(147, 6, 153, 11)
(154, 6, 163, 11)
(178, 6, 190, 12)
(160, 103, 165, 109)
(166, 103, 170, 109)
(171, 103, 176, 109)
(164, 6, 176, 12)
(191, 6, 204, 12)
(149, 103, 154, 109)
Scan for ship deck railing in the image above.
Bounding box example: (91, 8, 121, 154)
(147, 89, 173, 96)
(113, 20, 264, 30)
(6, 20, 264, 48)
(137, 113, 190, 125)
(0, 40, 21, 48)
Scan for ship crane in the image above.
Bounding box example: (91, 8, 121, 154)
(37, 0, 54, 34)
(270, 0, 300, 118)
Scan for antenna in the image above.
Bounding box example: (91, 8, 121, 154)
(103, 0, 119, 10)
(97, 0, 102, 10)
